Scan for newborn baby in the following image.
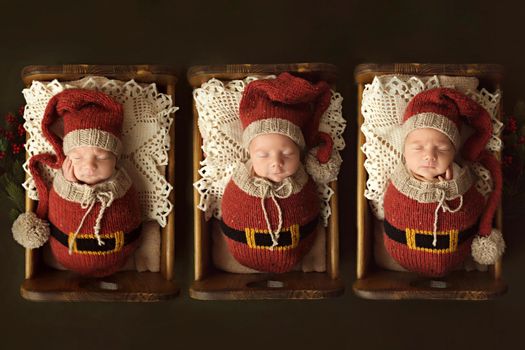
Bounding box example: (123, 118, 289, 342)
(219, 73, 332, 273)
(16, 89, 143, 277)
(382, 88, 503, 277)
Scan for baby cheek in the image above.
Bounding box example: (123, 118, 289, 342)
(251, 161, 268, 177)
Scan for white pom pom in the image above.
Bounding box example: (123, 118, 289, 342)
(305, 148, 342, 183)
(471, 229, 505, 265)
(12, 212, 50, 249)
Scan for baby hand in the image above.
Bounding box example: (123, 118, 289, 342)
(444, 164, 453, 180)
(438, 165, 454, 182)
(61, 156, 78, 182)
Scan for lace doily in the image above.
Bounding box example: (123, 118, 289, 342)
(361, 75, 503, 219)
(193, 77, 346, 226)
(22, 77, 177, 227)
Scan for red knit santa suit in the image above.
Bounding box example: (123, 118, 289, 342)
(383, 163, 484, 277)
(221, 164, 319, 273)
(381, 87, 503, 277)
(48, 169, 142, 277)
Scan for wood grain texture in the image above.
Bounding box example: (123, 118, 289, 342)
(21, 269, 179, 302)
(189, 62, 343, 299)
(187, 63, 338, 88)
(354, 62, 506, 300)
(190, 271, 344, 300)
(354, 63, 504, 84)
(20, 64, 179, 301)
(352, 269, 507, 300)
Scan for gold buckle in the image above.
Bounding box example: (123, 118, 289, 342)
(405, 228, 459, 254)
(244, 224, 300, 250)
(68, 231, 125, 255)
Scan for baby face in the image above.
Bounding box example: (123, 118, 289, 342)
(249, 133, 301, 183)
(404, 128, 455, 181)
(66, 146, 117, 185)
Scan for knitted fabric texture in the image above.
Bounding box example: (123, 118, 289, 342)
(239, 72, 333, 163)
(45, 89, 123, 158)
(22, 77, 176, 227)
(221, 164, 319, 273)
(360, 75, 502, 219)
(49, 168, 141, 277)
(383, 164, 484, 277)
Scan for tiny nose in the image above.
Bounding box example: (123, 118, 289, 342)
(271, 155, 283, 167)
(82, 158, 97, 170)
(424, 150, 436, 160)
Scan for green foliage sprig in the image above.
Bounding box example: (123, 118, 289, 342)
(0, 106, 27, 221)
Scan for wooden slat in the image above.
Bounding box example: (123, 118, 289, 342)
(327, 181, 339, 279)
(190, 271, 344, 300)
(192, 99, 205, 281)
(354, 63, 504, 84)
(356, 82, 369, 280)
(161, 80, 176, 281)
(353, 269, 507, 300)
(22, 65, 177, 87)
(187, 63, 338, 87)
(21, 270, 178, 302)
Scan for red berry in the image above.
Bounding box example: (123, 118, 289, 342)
(5, 113, 16, 124)
(17, 124, 25, 137)
(5, 130, 14, 142)
(18, 105, 25, 117)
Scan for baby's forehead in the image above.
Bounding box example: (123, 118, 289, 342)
(405, 128, 454, 145)
(249, 133, 299, 151)
(68, 146, 115, 156)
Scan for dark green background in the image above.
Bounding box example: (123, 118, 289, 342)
(1, 1, 524, 349)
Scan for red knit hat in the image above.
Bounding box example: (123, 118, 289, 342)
(389, 88, 504, 269)
(239, 72, 334, 163)
(44, 88, 123, 160)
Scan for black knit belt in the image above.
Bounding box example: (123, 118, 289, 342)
(50, 224, 142, 254)
(384, 219, 477, 253)
(220, 217, 318, 250)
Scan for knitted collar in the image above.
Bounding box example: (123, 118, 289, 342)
(391, 162, 474, 203)
(232, 161, 309, 198)
(53, 167, 132, 204)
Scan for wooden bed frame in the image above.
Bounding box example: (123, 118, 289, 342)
(19, 64, 179, 301)
(188, 63, 344, 300)
(354, 63, 507, 300)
